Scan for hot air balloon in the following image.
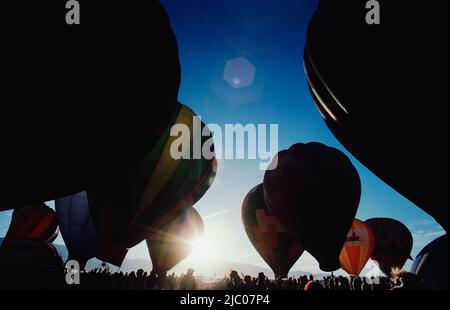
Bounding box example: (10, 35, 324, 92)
(0, 239, 64, 290)
(2, 0, 181, 209)
(304, 0, 449, 231)
(242, 184, 304, 278)
(411, 234, 448, 290)
(55, 192, 97, 269)
(88, 103, 217, 266)
(1, 203, 59, 247)
(339, 219, 375, 277)
(147, 208, 204, 274)
(264, 143, 361, 272)
(365, 218, 413, 275)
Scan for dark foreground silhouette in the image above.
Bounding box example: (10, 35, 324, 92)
(0, 239, 429, 290)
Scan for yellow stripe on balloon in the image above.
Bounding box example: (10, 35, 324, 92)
(133, 105, 195, 222)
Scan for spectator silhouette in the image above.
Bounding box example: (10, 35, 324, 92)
(242, 275, 255, 290)
(227, 270, 243, 290)
(179, 268, 196, 290)
(255, 272, 267, 290)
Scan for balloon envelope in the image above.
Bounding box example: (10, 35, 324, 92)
(242, 184, 304, 278)
(2, 0, 180, 209)
(88, 104, 217, 266)
(0, 239, 64, 289)
(55, 192, 97, 267)
(2, 203, 58, 246)
(264, 143, 361, 271)
(147, 208, 204, 273)
(339, 219, 375, 277)
(411, 234, 448, 290)
(366, 218, 413, 275)
(304, 0, 449, 231)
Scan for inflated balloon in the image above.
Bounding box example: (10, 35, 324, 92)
(147, 208, 204, 273)
(264, 143, 361, 272)
(411, 235, 448, 290)
(365, 218, 413, 275)
(2, 0, 180, 209)
(0, 239, 64, 290)
(55, 192, 97, 268)
(304, 0, 449, 231)
(2, 204, 59, 247)
(339, 219, 375, 277)
(242, 184, 304, 277)
(88, 103, 217, 266)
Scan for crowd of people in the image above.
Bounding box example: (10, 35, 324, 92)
(220, 269, 426, 291)
(0, 239, 428, 290)
(60, 267, 426, 291)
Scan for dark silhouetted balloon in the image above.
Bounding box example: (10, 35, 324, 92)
(411, 235, 448, 290)
(365, 218, 413, 275)
(264, 143, 361, 272)
(242, 184, 304, 278)
(2, 0, 181, 209)
(55, 192, 97, 268)
(340, 219, 375, 276)
(0, 239, 64, 290)
(2, 204, 59, 247)
(147, 208, 204, 274)
(88, 104, 216, 266)
(304, 0, 449, 231)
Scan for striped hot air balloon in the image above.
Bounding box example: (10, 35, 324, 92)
(88, 103, 217, 266)
(1, 203, 59, 247)
(339, 219, 375, 277)
(242, 184, 304, 278)
(366, 218, 413, 275)
(147, 208, 204, 274)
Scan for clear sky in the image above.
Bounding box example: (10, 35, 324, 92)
(0, 0, 445, 276)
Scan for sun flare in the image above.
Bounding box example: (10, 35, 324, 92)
(189, 235, 218, 263)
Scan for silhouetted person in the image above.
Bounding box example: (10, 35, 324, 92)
(147, 271, 158, 290)
(242, 275, 255, 290)
(155, 271, 167, 290)
(362, 278, 371, 291)
(166, 273, 177, 290)
(179, 268, 196, 290)
(274, 276, 285, 290)
(352, 277, 362, 291)
(227, 270, 243, 290)
(256, 272, 267, 290)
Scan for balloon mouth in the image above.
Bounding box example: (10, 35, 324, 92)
(96, 241, 128, 267)
(318, 260, 341, 273)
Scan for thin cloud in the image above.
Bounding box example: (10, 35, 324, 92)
(412, 228, 446, 248)
(203, 210, 229, 221)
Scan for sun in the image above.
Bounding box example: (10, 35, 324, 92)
(189, 235, 218, 263)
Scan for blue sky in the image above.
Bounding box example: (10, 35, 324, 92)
(0, 0, 445, 276)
